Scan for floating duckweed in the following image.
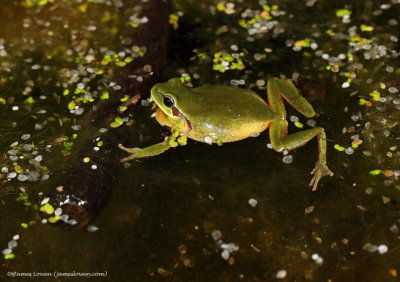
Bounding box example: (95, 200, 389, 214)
(369, 169, 381, 176)
(169, 13, 179, 29)
(67, 219, 78, 226)
(334, 144, 345, 151)
(100, 91, 109, 100)
(345, 147, 354, 155)
(128, 14, 148, 28)
(216, 138, 223, 146)
(180, 74, 191, 83)
(97, 141, 103, 147)
(78, 3, 88, 13)
(369, 91, 381, 101)
(276, 270, 287, 279)
(48, 216, 60, 223)
(359, 98, 372, 107)
(177, 136, 187, 146)
(216, 2, 235, 14)
(25, 96, 35, 104)
(248, 198, 258, 207)
(119, 106, 128, 112)
(68, 101, 76, 110)
(256, 79, 265, 87)
(40, 197, 49, 205)
(294, 121, 303, 128)
(4, 253, 15, 259)
(294, 39, 311, 48)
(351, 140, 362, 148)
(311, 253, 324, 265)
(83, 157, 90, 163)
(16, 193, 28, 202)
(239, 4, 283, 35)
(282, 155, 293, 164)
(54, 208, 62, 216)
(74, 88, 86, 94)
(22, 0, 50, 8)
(383, 170, 393, 177)
(20, 223, 28, 229)
(40, 203, 54, 215)
(388, 269, 397, 277)
(336, 9, 352, 17)
(212, 51, 245, 73)
(169, 140, 178, 147)
(342, 82, 350, 88)
(18, 174, 28, 181)
(360, 24, 374, 32)
(87, 225, 99, 232)
(326, 29, 335, 36)
(110, 117, 124, 128)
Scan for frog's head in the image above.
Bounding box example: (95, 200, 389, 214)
(150, 78, 191, 119)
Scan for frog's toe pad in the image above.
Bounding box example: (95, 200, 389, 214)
(309, 163, 334, 191)
(118, 144, 139, 153)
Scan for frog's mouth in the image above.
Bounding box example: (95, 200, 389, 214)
(155, 106, 192, 132)
(171, 106, 192, 131)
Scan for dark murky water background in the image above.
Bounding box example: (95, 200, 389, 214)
(1, 0, 400, 281)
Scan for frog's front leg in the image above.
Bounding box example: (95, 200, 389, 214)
(119, 127, 187, 162)
(119, 140, 173, 162)
(267, 77, 334, 190)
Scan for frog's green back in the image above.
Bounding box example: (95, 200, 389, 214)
(179, 85, 277, 143)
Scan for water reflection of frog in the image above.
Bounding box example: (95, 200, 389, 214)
(119, 77, 333, 190)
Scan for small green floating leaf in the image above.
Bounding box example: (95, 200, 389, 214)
(336, 9, 351, 17)
(360, 24, 374, 32)
(100, 91, 109, 100)
(294, 121, 304, 128)
(21, 222, 28, 229)
(369, 169, 382, 176)
(110, 117, 124, 128)
(16, 193, 28, 202)
(4, 253, 15, 259)
(40, 203, 54, 215)
(25, 96, 35, 104)
(68, 101, 76, 110)
(334, 144, 345, 151)
(48, 216, 60, 223)
(120, 95, 129, 102)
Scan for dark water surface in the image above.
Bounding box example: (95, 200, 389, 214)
(1, 0, 400, 281)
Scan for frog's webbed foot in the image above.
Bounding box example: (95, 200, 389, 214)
(118, 144, 141, 162)
(309, 162, 334, 191)
(119, 140, 175, 162)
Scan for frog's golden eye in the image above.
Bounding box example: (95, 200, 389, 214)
(163, 96, 175, 108)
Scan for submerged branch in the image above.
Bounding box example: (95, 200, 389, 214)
(46, 0, 170, 228)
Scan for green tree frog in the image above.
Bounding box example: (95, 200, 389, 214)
(119, 77, 334, 190)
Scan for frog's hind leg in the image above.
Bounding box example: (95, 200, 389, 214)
(268, 77, 315, 118)
(267, 78, 333, 190)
